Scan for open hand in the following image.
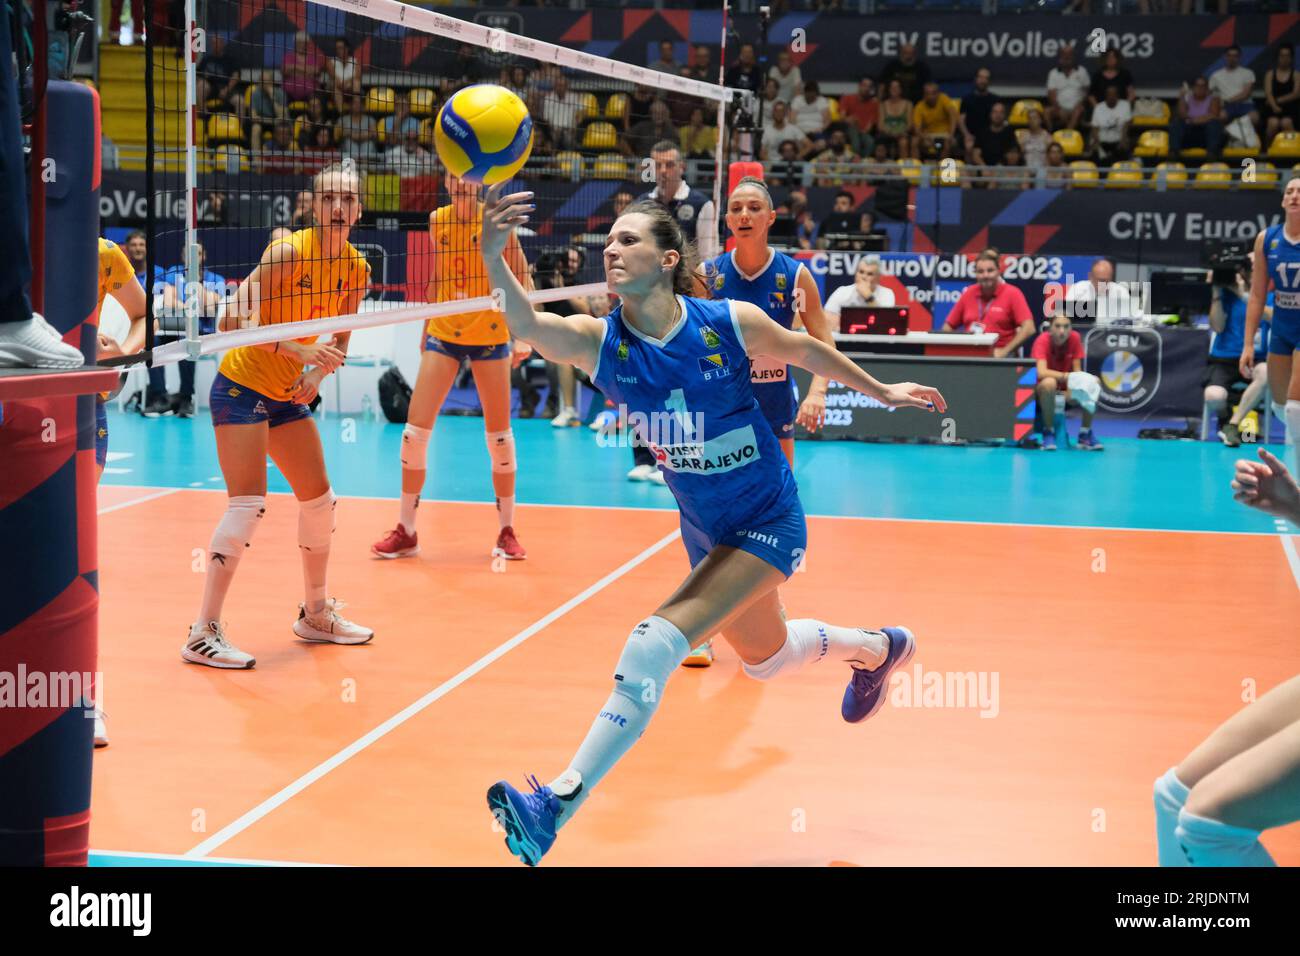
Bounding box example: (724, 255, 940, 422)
(1232, 447, 1300, 523)
(482, 182, 535, 259)
(879, 382, 947, 413)
(796, 392, 826, 432)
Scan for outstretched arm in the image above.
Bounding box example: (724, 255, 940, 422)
(480, 183, 605, 374)
(734, 300, 946, 411)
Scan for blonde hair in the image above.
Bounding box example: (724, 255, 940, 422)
(312, 161, 362, 196)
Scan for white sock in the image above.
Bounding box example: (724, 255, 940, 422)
(742, 619, 889, 681)
(549, 616, 691, 830)
(1287, 400, 1300, 474)
(497, 495, 515, 529)
(197, 496, 265, 624)
(1175, 810, 1276, 867)
(399, 491, 419, 533)
(1153, 767, 1191, 867)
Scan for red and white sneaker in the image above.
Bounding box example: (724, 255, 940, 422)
(293, 599, 374, 645)
(493, 525, 527, 560)
(372, 523, 419, 559)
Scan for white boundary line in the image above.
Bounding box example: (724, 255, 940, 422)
(1274, 519, 1300, 591)
(96, 487, 181, 515)
(184, 526, 682, 858)
(90, 848, 335, 867)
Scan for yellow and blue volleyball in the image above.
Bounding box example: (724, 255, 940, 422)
(434, 84, 534, 185)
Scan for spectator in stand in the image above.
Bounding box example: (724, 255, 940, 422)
(958, 67, 997, 157)
(1210, 44, 1259, 130)
(789, 79, 832, 149)
(198, 34, 240, 114)
(972, 100, 1017, 180)
(1205, 261, 1272, 447)
(877, 78, 913, 159)
(726, 43, 764, 96)
(386, 127, 437, 177)
(1089, 84, 1132, 165)
(1046, 44, 1089, 132)
(541, 72, 583, 151)
(291, 189, 314, 228)
(759, 78, 781, 122)
(1065, 257, 1138, 323)
(1020, 107, 1052, 170)
(380, 91, 420, 146)
(838, 75, 878, 159)
(811, 129, 859, 188)
(679, 106, 718, 161)
(152, 243, 226, 419)
(824, 257, 896, 325)
(760, 100, 812, 161)
(328, 38, 361, 116)
(912, 82, 958, 160)
(282, 31, 324, 106)
(504, 64, 530, 105)
(983, 144, 1030, 191)
(199, 190, 227, 225)
(649, 40, 680, 75)
(297, 95, 329, 148)
(625, 98, 678, 159)
(795, 207, 817, 250)
(302, 124, 340, 175)
(248, 68, 286, 153)
(1170, 76, 1224, 161)
(624, 84, 656, 133)
(940, 248, 1035, 358)
(768, 49, 803, 106)
(816, 191, 873, 250)
(1033, 314, 1103, 451)
(1263, 43, 1300, 146)
(258, 121, 301, 176)
(444, 42, 483, 94)
(1089, 49, 1136, 109)
(769, 139, 804, 188)
(338, 93, 378, 166)
(686, 44, 714, 83)
(122, 229, 165, 296)
(1043, 141, 1071, 187)
(880, 42, 931, 104)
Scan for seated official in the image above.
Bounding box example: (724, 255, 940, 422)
(940, 248, 1035, 357)
(824, 256, 896, 324)
(1033, 314, 1103, 451)
(1205, 264, 1271, 447)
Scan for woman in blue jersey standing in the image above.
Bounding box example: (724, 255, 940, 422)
(1242, 173, 1300, 473)
(477, 183, 946, 866)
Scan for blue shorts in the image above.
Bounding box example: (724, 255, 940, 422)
(680, 500, 808, 579)
(209, 372, 312, 429)
(753, 378, 799, 440)
(424, 335, 511, 362)
(94, 400, 108, 467)
(1269, 316, 1300, 356)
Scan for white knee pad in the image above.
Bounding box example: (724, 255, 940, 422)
(612, 616, 692, 707)
(486, 428, 516, 474)
(298, 490, 336, 552)
(400, 424, 432, 470)
(1286, 399, 1300, 448)
(210, 495, 265, 560)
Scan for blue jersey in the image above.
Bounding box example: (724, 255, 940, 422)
(1209, 288, 1271, 360)
(704, 249, 806, 435)
(1263, 224, 1300, 355)
(591, 295, 800, 544)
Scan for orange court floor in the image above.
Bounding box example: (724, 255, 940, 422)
(89, 485, 1300, 867)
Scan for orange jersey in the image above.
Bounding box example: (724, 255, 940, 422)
(219, 228, 369, 401)
(424, 203, 510, 346)
(97, 238, 135, 316)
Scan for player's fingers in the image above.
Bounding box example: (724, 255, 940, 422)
(1257, 447, 1286, 473)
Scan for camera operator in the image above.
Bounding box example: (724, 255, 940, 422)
(1205, 260, 1271, 447)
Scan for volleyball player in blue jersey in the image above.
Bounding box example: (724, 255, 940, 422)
(477, 183, 946, 866)
(1243, 173, 1300, 473)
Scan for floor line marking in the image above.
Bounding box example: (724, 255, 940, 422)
(96, 487, 181, 515)
(90, 849, 335, 867)
(184, 527, 683, 858)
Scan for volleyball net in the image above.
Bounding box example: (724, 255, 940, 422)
(145, 0, 735, 367)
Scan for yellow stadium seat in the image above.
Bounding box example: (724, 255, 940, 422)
(1105, 160, 1144, 188)
(1009, 99, 1044, 127)
(243, 86, 257, 113)
(292, 116, 305, 144)
(419, 117, 435, 149)
(366, 86, 396, 116)
(896, 158, 924, 185)
(604, 93, 629, 123)
(213, 144, 250, 174)
(1052, 128, 1085, 158)
(592, 152, 630, 180)
(827, 98, 842, 123)
(409, 87, 436, 118)
(1179, 147, 1208, 160)
(1153, 161, 1188, 188)
(287, 100, 309, 117)
(1245, 160, 1281, 189)
(1267, 131, 1300, 159)
(1134, 130, 1169, 159)
(1069, 160, 1099, 188)
(365, 172, 401, 213)
(206, 114, 245, 147)
(1193, 162, 1232, 189)
(581, 121, 619, 151)
(554, 150, 583, 180)
(577, 92, 601, 124)
(937, 158, 964, 186)
(1130, 100, 1170, 128)
(1222, 144, 1258, 160)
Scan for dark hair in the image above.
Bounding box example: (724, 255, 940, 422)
(337, 38, 352, 54)
(125, 229, 146, 243)
(835, 190, 854, 204)
(1228, 44, 1241, 54)
(1279, 43, 1295, 57)
(620, 200, 698, 295)
(650, 139, 680, 157)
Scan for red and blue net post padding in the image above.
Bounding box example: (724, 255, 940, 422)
(0, 80, 108, 866)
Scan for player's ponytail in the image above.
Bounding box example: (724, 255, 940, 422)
(625, 200, 699, 296)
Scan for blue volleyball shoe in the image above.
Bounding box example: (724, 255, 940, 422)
(841, 626, 916, 724)
(486, 775, 562, 866)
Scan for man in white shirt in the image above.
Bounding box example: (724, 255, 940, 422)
(385, 128, 438, 177)
(824, 257, 897, 322)
(789, 80, 831, 143)
(541, 72, 583, 150)
(1046, 45, 1090, 131)
(767, 49, 802, 107)
(1089, 84, 1132, 163)
(760, 100, 813, 160)
(1209, 44, 1259, 126)
(1064, 257, 1140, 323)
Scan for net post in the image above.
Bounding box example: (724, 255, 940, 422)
(712, 0, 730, 251)
(143, 0, 155, 358)
(183, 0, 201, 360)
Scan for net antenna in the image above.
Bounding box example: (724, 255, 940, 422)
(163, 0, 737, 366)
